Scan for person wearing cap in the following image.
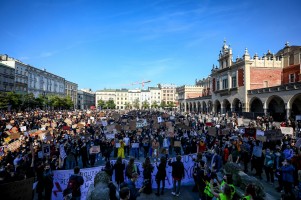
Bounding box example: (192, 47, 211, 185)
(126, 172, 144, 200)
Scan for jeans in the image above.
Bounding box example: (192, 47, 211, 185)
(124, 146, 130, 156)
(131, 148, 139, 159)
(173, 179, 181, 194)
(66, 160, 75, 170)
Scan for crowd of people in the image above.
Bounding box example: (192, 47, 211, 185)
(0, 109, 300, 200)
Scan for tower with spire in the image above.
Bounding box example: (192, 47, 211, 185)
(218, 39, 233, 69)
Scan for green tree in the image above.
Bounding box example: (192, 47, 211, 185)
(133, 98, 140, 109)
(141, 100, 150, 110)
(160, 100, 167, 109)
(97, 99, 105, 109)
(106, 100, 116, 109)
(63, 96, 74, 109)
(35, 94, 46, 109)
(6, 92, 22, 110)
(0, 92, 9, 109)
(21, 93, 37, 110)
(151, 101, 158, 109)
(124, 102, 131, 109)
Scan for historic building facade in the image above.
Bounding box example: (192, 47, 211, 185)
(0, 55, 28, 94)
(0, 62, 15, 92)
(27, 65, 65, 97)
(77, 89, 95, 110)
(65, 80, 78, 109)
(178, 41, 301, 121)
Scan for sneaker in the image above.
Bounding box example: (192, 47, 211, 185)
(176, 193, 180, 197)
(171, 192, 176, 196)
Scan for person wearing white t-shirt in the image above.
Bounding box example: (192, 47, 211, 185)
(123, 135, 130, 157)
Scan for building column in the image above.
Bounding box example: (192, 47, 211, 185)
(221, 104, 225, 114)
(264, 108, 268, 116)
(286, 108, 291, 120)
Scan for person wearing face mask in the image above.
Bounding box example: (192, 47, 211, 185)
(264, 148, 275, 184)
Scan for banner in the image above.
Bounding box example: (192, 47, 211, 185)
(52, 154, 196, 200)
(280, 127, 294, 135)
(0, 178, 34, 200)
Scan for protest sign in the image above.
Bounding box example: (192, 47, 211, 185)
(11, 127, 18, 133)
(174, 141, 181, 147)
(157, 117, 163, 123)
(7, 140, 21, 152)
(0, 177, 34, 200)
(132, 143, 139, 148)
(115, 124, 122, 131)
(256, 135, 267, 142)
(42, 117, 48, 122)
(107, 124, 115, 132)
(77, 122, 85, 128)
(208, 127, 216, 136)
(20, 126, 27, 132)
(168, 127, 175, 137)
(221, 129, 230, 135)
(112, 113, 120, 121)
(106, 133, 115, 139)
(205, 122, 213, 127)
(264, 130, 283, 141)
(280, 127, 294, 135)
(72, 124, 77, 129)
(89, 146, 100, 154)
(6, 124, 12, 130)
(129, 120, 136, 130)
(10, 131, 20, 139)
(256, 129, 265, 136)
(115, 143, 121, 148)
(165, 121, 172, 128)
(123, 125, 129, 131)
(237, 118, 243, 126)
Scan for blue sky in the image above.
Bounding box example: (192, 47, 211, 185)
(1, 0, 301, 91)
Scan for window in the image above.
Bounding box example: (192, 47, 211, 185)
(232, 72, 237, 88)
(222, 76, 228, 89)
(289, 73, 295, 83)
(263, 81, 268, 87)
(216, 78, 220, 90)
